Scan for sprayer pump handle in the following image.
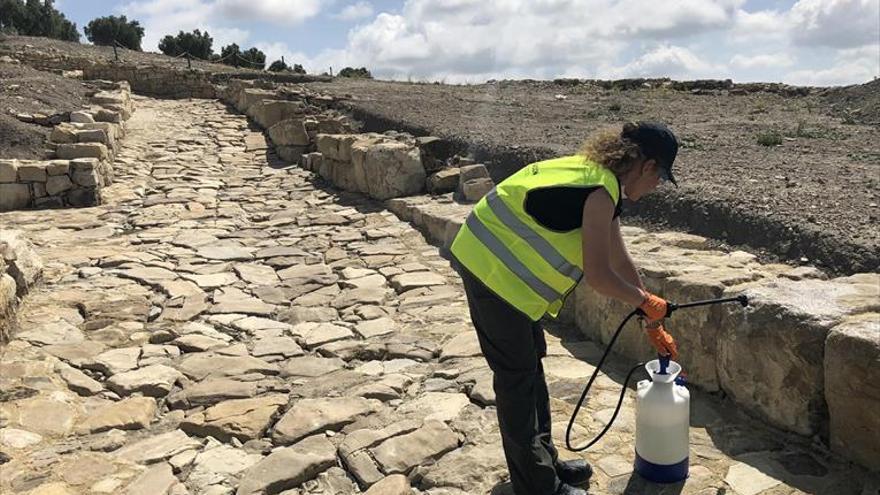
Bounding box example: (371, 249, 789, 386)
(658, 354, 671, 375)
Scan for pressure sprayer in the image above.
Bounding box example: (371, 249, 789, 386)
(565, 295, 749, 483)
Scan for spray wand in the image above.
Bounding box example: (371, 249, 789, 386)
(564, 294, 749, 452)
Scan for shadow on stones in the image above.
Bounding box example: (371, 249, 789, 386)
(618, 472, 687, 495)
(489, 481, 514, 495)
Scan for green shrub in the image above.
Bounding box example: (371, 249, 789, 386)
(338, 67, 372, 78)
(268, 60, 306, 73)
(159, 29, 213, 59)
(0, 0, 79, 42)
(216, 43, 266, 70)
(85, 15, 144, 50)
(757, 131, 783, 146)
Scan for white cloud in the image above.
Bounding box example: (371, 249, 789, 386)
(120, 0, 323, 52)
(254, 41, 313, 68)
(121, 0, 878, 85)
(730, 53, 795, 69)
(600, 45, 727, 79)
(785, 39, 879, 86)
(730, 9, 789, 42)
(214, 0, 323, 25)
(603, 0, 745, 39)
(789, 0, 880, 48)
(335, 1, 374, 21)
(785, 59, 877, 86)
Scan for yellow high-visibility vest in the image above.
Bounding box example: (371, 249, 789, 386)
(450, 155, 620, 321)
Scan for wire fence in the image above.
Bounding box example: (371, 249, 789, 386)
(111, 39, 267, 70)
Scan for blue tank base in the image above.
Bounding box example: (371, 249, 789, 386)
(634, 451, 689, 484)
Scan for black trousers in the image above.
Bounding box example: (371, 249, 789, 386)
(458, 265, 561, 495)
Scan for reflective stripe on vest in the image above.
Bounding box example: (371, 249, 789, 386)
(484, 189, 584, 283)
(450, 155, 620, 321)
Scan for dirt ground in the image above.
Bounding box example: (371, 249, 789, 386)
(0, 62, 90, 159)
(306, 78, 880, 274)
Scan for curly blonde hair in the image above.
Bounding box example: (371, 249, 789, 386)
(579, 122, 644, 177)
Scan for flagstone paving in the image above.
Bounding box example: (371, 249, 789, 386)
(0, 96, 876, 495)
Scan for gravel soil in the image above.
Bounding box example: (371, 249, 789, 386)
(0, 62, 90, 159)
(306, 78, 880, 274)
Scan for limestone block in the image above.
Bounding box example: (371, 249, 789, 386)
(82, 122, 120, 141)
(46, 175, 74, 195)
(427, 168, 460, 194)
(268, 118, 310, 146)
(75, 129, 109, 145)
(70, 158, 98, 172)
(316, 116, 350, 134)
(0, 184, 31, 211)
(67, 187, 101, 207)
(351, 134, 390, 193)
(316, 134, 357, 162)
(17, 163, 47, 182)
(93, 109, 122, 123)
(50, 123, 78, 144)
(458, 163, 490, 184)
(32, 182, 46, 198)
(249, 100, 305, 129)
(46, 160, 70, 176)
(69, 111, 95, 123)
(718, 276, 880, 435)
(0, 273, 16, 337)
(72, 169, 100, 187)
(0, 160, 17, 182)
(0, 230, 43, 296)
(34, 196, 63, 208)
(56, 143, 108, 161)
(320, 158, 359, 192)
(659, 272, 731, 391)
(235, 89, 275, 113)
(277, 146, 307, 164)
(461, 178, 494, 202)
(302, 152, 323, 172)
(91, 90, 132, 119)
(362, 141, 426, 200)
(824, 313, 880, 471)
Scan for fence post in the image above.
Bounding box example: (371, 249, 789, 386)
(330, 66, 333, 77)
(113, 41, 119, 61)
(186, 53, 192, 69)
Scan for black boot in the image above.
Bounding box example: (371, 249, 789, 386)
(556, 459, 593, 487)
(554, 482, 588, 495)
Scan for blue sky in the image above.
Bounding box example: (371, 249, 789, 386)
(57, 0, 879, 86)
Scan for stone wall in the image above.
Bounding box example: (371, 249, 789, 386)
(381, 195, 880, 473)
(0, 158, 112, 210)
(219, 80, 475, 202)
(0, 81, 131, 211)
(84, 64, 218, 99)
(0, 231, 43, 342)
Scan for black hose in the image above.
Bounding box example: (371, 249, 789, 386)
(565, 308, 645, 452)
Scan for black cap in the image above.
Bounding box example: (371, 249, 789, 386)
(622, 121, 679, 186)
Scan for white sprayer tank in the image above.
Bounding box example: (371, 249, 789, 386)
(634, 358, 690, 483)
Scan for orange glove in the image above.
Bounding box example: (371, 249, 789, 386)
(645, 321, 678, 360)
(639, 292, 669, 322)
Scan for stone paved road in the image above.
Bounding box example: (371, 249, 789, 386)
(1, 96, 876, 495)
